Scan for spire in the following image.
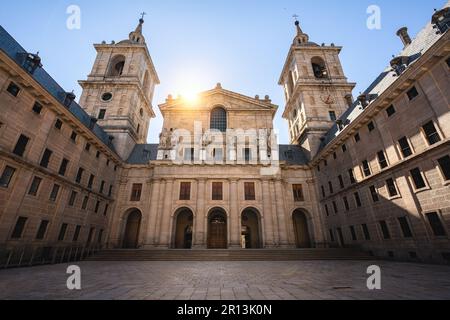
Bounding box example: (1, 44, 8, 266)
(292, 16, 310, 46)
(128, 13, 146, 44)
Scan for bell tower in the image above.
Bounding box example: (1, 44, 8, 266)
(79, 15, 160, 160)
(279, 19, 355, 160)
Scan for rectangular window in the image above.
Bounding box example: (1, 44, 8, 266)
(348, 169, 356, 184)
(407, 86, 419, 100)
(354, 192, 362, 207)
(184, 148, 194, 161)
(410, 168, 426, 189)
(179, 182, 191, 200)
(13, 134, 30, 157)
(59, 158, 69, 176)
(332, 201, 338, 214)
(343, 196, 350, 211)
(82, 196, 89, 210)
(367, 121, 375, 132)
(54, 119, 63, 130)
(94, 201, 100, 213)
(100, 180, 105, 194)
(244, 182, 256, 201)
(87, 227, 95, 244)
(377, 151, 388, 169)
(362, 224, 371, 240)
(70, 131, 77, 142)
(329, 111, 337, 121)
(11, 217, 28, 239)
(350, 226, 357, 241)
(98, 109, 106, 120)
(292, 184, 304, 202)
(333, 152, 337, 160)
(329, 229, 335, 242)
(379, 221, 391, 239)
(75, 168, 84, 184)
(73, 226, 81, 242)
(338, 175, 344, 189)
(0, 166, 16, 188)
(88, 174, 95, 189)
(398, 137, 413, 158)
(96, 151, 100, 159)
(130, 183, 142, 202)
(40, 149, 52, 168)
(328, 181, 334, 194)
(446, 57, 450, 68)
(244, 148, 252, 162)
(321, 186, 326, 198)
(35, 220, 49, 240)
(342, 144, 347, 153)
(386, 178, 399, 197)
(438, 155, 450, 181)
(386, 105, 396, 117)
(325, 204, 330, 216)
(362, 160, 371, 177)
(369, 186, 379, 202)
(398, 217, 413, 238)
(7, 82, 20, 97)
(212, 182, 223, 201)
(58, 223, 68, 241)
(32, 102, 43, 114)
(425, 212, 446, 237)
(28, 176, 42, 196)
(49, 184, 60, 202)
(68, 191, 77, 207)
(103, 204, 109, 216)
(108, 185, 113, 197)
(354, 133, 361, 143)
(422, 121, 441, 145)
(85, 143, 91, 152)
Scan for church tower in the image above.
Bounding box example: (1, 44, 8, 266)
(279, 19, 355, 160)
(79, 16, 160, 160)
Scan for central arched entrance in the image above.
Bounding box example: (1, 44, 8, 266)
(123, 209, 142, 249)
(207, 208, 227, 249)
(293, 209, 312, 248)
(241, 208, 262, 249)
(173, 208, 194, 249)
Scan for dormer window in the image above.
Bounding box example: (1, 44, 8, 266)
(390, 56, 409, 76)
(63, 92, 76, 107)
(23, 53, 42, 74)
(311, 57, 328, 79)
(432, 7, 450, 34)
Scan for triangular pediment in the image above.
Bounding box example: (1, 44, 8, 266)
(159, 86, 278, 114)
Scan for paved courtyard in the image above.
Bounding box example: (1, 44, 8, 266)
(0, 260, 449, 300)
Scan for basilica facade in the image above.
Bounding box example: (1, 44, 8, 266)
(0, 3, 449, 264)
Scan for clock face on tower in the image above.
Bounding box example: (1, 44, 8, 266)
(321, 94, 335, 105)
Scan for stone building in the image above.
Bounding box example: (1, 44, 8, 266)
(0, 3, 449, 264)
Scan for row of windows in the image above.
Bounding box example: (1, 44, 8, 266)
(321, 155, 450, 203)
(11, 216, 104, 244)
(4, 81, 117, 170)
(329, 212, 447, 245)
(129, 182, 305, 203)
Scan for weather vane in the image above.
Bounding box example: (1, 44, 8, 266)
(293, 14, 299, 22)
(140, 12, 147, 20)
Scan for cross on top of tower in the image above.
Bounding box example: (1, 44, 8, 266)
(140, 12, 147, 20)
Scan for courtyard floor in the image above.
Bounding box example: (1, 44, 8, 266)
(0, 260, 449, 300)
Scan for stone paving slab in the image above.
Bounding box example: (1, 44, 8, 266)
(0, 260, 449, 300)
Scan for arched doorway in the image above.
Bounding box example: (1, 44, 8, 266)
(173, 208, 194, 249)
(207, 208, 227, 249)
(241, 208, 262, 249)
(123, 210, 142, 249)
(293, 209, 312, 248)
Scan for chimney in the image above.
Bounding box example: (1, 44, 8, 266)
(396, 27, 412, 47)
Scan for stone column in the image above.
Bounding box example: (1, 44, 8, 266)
(269, 180, 280, 246)
(306, 178, 326, 248)
(262, 179, 275, 247)
(229, 179, 240, 248)
(144, 178, 162, 248)
(274, 179, 289, 247)
(157, 179, 174, 247)
(193, 178, 207, 248)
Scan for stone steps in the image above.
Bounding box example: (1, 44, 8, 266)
(87, 249, 374, 261)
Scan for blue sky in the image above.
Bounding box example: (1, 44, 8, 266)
(0, 0, 446, 143)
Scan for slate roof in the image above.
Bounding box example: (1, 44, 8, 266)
(126, 143, 309, 165)
(0, 26, 116, 152)
(319, 14, 446, 151)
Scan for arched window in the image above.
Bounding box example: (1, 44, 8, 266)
(107, 55, 126, 77)
(311, 57, 328, 79)
(210, 107, 227, 132)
